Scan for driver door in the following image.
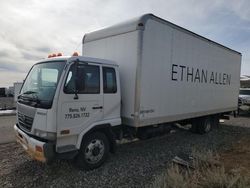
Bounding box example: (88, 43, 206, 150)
(57, 62, 103, 141)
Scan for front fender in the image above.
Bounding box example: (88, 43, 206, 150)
(76, 118, 121, 150)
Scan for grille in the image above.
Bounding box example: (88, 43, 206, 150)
(18, 112, 34, 132)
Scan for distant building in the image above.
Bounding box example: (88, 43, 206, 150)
(240, 75, 250, 88)
(14, 82, 23, 102)
(7, 86, 14, 97)
(0, 87, 6, 97)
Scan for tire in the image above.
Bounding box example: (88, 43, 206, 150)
(137, 128, 149, 140)
(75, 132, 110, 170)
(211, 115, 219, 129)
(190, 121, 198, 133)
(197, 117, 212, 134)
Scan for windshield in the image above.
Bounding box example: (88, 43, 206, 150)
(19, 61, 66, 109)
(239, 89, 250, 95)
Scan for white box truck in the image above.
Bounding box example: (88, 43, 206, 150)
(14, 14, 241, 170)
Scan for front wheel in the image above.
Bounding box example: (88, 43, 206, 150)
(75, 132, 110, 170)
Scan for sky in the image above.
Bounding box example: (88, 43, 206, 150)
(0, 0, 250, 87)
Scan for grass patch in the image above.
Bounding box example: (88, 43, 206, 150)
(151, 150, 250, 188)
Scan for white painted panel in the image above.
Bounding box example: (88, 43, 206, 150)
(102, 66, 121, 121)
(83, 31, 139, 122)
(82, 16, 241, 127)
(139, 19, 241, 125)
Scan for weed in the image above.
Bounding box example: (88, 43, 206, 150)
(150, 150, 250, 188)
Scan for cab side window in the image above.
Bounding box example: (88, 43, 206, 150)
(103, 67, 117, 93)
(78, 65, 100, 94)
(64, 64, 100, 94)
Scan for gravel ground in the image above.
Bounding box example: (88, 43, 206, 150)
(0, 116, 16, 144)
(0, 97, 15, 109)
(1, 115, 250, 188)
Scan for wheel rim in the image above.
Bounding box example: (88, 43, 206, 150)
(204, 120, 211, 132)
(85, 139, 105, 164)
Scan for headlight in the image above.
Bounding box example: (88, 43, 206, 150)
(34, 129, 56, 140)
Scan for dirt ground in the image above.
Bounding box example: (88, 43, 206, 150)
(221, 137, 250, 177)
(218, 113, 250, 177)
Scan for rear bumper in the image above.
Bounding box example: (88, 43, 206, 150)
(14, 124, 55, 163)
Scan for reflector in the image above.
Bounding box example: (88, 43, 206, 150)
(61, 130, 70, 135)
(35, 145, 43, 152)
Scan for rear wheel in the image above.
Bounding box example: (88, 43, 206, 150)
(211, 115, 219, 129)
(191, 116, 213, 134)
(197, 116, 212, 134)
(75, 132, 110, 170)
(190, 121, 198, 133)
(137, 128, 150, 140)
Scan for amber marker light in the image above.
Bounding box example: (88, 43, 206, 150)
(72, 52, 79, 56)
(35, 145, 43, 152)
(61, 129, 70, 135)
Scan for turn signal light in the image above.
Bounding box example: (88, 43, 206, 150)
(35, 145, 43, 152)
(61, 129, 70, 135)
(57, 52, 62, 56)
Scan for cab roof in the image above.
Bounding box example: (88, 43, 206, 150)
(37, 56, 118, 66)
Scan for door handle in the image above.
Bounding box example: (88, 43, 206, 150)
(92, 106, 103, 109)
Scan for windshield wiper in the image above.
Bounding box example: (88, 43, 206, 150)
(23, 91, 37, 95)
(19, 91, 40, 103)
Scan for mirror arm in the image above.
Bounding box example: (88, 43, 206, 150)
(74, 91, 79, 100)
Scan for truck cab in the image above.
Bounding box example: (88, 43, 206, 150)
(14, 55, 121, 169)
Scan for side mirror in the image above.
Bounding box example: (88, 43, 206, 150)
(74, 59, 80, 100)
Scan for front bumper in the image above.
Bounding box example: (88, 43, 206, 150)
(14, 124, 54, 163)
